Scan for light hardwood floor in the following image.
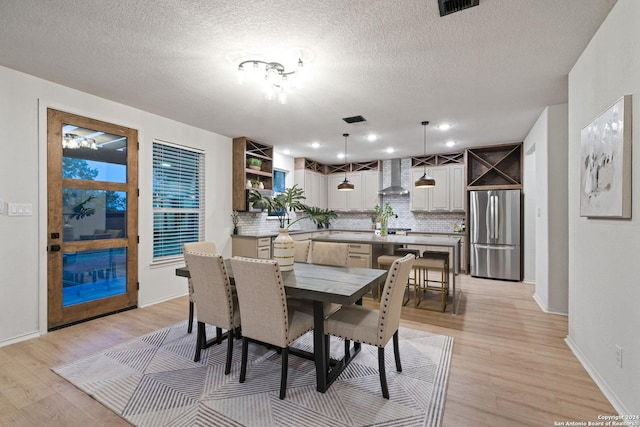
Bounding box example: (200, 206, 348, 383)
(0, 274, 614, 426)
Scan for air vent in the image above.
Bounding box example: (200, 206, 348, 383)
(342, 115, 366, 124)
(438, 0, 479, 17)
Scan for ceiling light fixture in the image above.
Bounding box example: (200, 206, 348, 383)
(415, 121, 436, 188)
(446, 140, 456, 147)
(62, 133, 97, 150)
(438, 123, 451, 131)
(237, 58, 303, 104)
(337, 133, 354, 191)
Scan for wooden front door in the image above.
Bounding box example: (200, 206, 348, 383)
(47, 109, 138, 329)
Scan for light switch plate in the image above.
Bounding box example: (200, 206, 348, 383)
(7, 203, 33, 216)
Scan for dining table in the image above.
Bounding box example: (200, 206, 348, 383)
(175, 260, 388, 393)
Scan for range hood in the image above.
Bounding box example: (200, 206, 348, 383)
(379, 158, 409, 196)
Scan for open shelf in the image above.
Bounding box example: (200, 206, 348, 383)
(233, 137, 274, 211)
(466, 143, 522, 189)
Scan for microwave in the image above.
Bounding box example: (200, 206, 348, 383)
(246, 189, 273, 212)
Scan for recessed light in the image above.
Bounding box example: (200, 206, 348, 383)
(446, 140, 456, 147)
(283, 149, 291, 155)
(367, 134, 377, 142)
(386, 147, 394, 154)
(438, 123, 451, 131)
(311, 142, 320, 148)
(338, 153, 345, 159)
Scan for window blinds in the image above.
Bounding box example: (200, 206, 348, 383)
(152, 141, 204, 260)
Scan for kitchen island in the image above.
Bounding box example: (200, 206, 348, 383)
(311, 233, 461, 314)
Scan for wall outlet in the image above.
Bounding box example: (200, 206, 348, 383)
(615, 345, 623, 368)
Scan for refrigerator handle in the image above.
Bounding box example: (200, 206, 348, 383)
(493, 195, 499, 240)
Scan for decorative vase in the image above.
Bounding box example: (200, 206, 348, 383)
(246, 180, 252, 189)
(380, 217, 388, 236)
(273, 228, 295, 271)
(233, 226, 239, 235)
(259, 181, 264, 189)
(248, 165, 261, 171)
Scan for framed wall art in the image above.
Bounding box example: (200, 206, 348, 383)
(580, 95, 632, 218)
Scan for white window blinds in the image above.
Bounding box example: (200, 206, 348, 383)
(152, 141, 205, 261)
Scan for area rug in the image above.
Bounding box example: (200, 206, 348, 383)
(53, 321, 453, 427)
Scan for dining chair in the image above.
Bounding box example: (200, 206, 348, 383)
(324, 253, 415, 399)
(230, 256, 314, 399)
(293, 239, 311, 263)
(183, 250, 240, 374)
(308, 241, 349, 267)
(308, 241, 349, 317)
(183, 241, 217, 333)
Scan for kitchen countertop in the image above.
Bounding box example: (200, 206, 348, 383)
(231, 229, 465, 238)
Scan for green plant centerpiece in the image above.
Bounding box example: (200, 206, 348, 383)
(374, 202, 394, 236)
(247, 157, 262, 170)
(247, 184, 338, 270)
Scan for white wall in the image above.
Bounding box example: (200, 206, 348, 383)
(522, 117, 538, 285)
(567, 0, 639, 414)
(0, 65, 232, 345)
(526, 104, 569, 314)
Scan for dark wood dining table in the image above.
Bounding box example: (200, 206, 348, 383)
(175, 261, 388, 393)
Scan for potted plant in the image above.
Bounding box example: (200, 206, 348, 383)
(247, 185, 337, 270)
(230, 210, 239, 234)
(374, 202, 395, 236)
(247, 157, 262, 171)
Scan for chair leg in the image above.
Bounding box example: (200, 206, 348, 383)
(240, 338, 249, 383)
(280, 347, 289, 400)
(344, 339, 351, 360)
(225, 329, 234, 375)
(393, 331, 402, 372)
(194, 321, 205, 362)
(216, 327, 223, 344)
(187, 301, 194, 334)
(378, 347, 389, 399)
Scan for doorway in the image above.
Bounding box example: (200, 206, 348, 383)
(47, 109, 138, 329)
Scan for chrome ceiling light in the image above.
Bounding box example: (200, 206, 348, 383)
(237, 58, 303, 104)
(62, 133, 97, 150)
(414, 121, 436, 188)
(337, 133, 354, 191)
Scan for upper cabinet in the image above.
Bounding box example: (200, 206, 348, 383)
(466, 143, 522, 189)
(232, 137, 273, 211)
(410, 153, 465, 212)
(326, 162, 380, 212)
(294, 159, 327, 208)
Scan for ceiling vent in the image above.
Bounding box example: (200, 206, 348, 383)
(342, 115, 366, 124)
(438, 0, 479, 17)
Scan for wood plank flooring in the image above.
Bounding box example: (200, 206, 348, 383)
(0, 274, 614, 426)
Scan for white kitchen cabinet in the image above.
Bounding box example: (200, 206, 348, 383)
(294, 169, 327, 209)
(232, 236, 271, 259)
(449, 164, 465, 212)
(346, 243, 372, 268)
(410, 165, 463, 212)
(327, 171, 380, 212)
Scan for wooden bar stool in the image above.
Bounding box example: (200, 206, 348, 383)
(413, 251, 449, 312)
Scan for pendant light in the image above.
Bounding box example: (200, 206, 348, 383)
(414, 121, 436, 188)
(337, 133, 354, 191)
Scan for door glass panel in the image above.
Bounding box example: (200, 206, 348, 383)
(63, 188, 127, 242)
(62, 248, 127, 307)
(62, 124, 127, 183)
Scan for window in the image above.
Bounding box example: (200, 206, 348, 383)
(152, 141, 204, 261)
(268, 169, 287, 218)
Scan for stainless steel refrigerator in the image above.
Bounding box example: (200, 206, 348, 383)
(469, 189, 522, 281)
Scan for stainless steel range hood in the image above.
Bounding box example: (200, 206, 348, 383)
(379, 158, 409, 196)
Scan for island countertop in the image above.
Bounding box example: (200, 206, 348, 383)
(310, 232, 461, 315)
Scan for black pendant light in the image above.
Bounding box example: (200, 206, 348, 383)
(337, 133, 354, 191)
(415, 121, 436, 188)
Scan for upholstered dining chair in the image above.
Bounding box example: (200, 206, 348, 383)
(183, 250, 240, 375)
(308, 241, 349, 267)
(308, 241, 349, 317)
(293, 239, 311, 263)
(230, 256, 315, 400)
(324, 253, 415, 399)
(183, 241, 217, 333)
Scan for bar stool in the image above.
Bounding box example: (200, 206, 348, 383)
(377, 253, 418, 305)
(413, 251, 449, 312)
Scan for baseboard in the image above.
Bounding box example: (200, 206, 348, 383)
(139, 292, 188, 309)
(532, 293, 568, 316)
(0, 331, 41, 348)
(564, 336, 629, 414)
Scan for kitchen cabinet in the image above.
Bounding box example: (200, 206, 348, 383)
(406, 233, 465, 272)
(231, 236, 271, 259)
(232, 137, 273, 211)
(294, 169, 327, 209)
(327, 170, 380, 212)
(410, 165, 465, 212)
(346, 243, 372, 268)
(466, 143, 522, 189)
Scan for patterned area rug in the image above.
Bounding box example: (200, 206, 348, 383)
(53, 321, 453, 427)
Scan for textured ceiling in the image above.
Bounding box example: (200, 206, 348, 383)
(0, 0, 616, 163)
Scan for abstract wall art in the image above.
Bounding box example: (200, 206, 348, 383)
(580, 95, 632, 218)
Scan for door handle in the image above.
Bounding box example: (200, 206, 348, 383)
(50, 244, 61, 252)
